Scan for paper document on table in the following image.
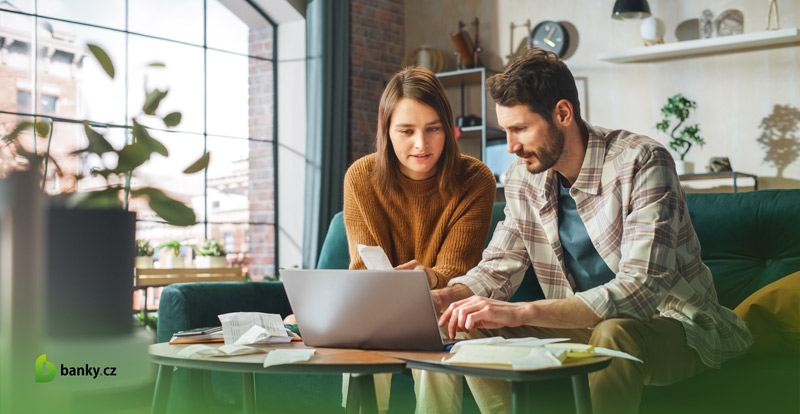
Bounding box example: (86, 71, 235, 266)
(177, 344, 265, 358)
(445, 344, 566, 369)
(593, 347, 642, 363)
(357, 244, 393, 270)
(218, 312, 291, 345)
(263, 349, 316, 367)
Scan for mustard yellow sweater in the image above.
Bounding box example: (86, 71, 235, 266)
(343, 154, 496, 288)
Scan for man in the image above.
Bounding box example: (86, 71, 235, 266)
(432, 48, 753, 414)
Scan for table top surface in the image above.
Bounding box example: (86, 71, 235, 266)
(149, 342, 407, 375)
(376, 350, 612, 381)
(150, 342, 612, 379)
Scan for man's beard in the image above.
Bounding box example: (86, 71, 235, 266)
(515, 122, 566, 174)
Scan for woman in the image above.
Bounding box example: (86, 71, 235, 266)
(343, 66, 496, 413)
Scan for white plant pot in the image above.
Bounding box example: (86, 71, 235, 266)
(675, 161, 694, 175)
(162, 255, 185, 277)
(135, 256, 153, 269)
(196, 256, 227, 269)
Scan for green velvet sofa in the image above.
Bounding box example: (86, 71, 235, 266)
(157, 189, 800, 413)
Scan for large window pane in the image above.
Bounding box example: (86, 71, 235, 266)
(207, 0, 272, 59)
(38, 0, 125, 30)
(128, 35, 204, 133)
(128, 0, 203, 45)
(132, 131, 205, 222)
(37, 18, 126, 125)
(208, 223, 273, 279)
(206, 135, 253, 223)
(0, 11, 34, 113)
(207, 51, 273, 138)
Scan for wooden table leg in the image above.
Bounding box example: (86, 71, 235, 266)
(151, 364, 173, 414)
(511, 381, 530, 414)
(571, 374, 592, 414)
(242, 372, 256, 414)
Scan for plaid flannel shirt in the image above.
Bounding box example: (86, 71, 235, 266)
(449, 124, 752, 368)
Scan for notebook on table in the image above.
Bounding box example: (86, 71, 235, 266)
(280, 269, 456, 351)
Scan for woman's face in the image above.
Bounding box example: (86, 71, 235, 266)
(388, 98, 446, 181)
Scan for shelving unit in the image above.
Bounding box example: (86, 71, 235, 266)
(598, 27, 800, 63)
(436, 67, 498, 161)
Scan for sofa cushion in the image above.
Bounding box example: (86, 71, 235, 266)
(685, 190, 800, 309)
(733, 271, 800, 355)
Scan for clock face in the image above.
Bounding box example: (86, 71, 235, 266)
(528, 20, 569, 57)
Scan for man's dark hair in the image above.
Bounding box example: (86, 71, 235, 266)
(487, 48, 582, 125)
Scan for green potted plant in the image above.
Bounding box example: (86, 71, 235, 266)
(193, 239, 228, 269)
(156, 239, 187, 270)
(1, 44, 209, 337)
(655, 93, 706, 174)
(135, 239, 154, 269)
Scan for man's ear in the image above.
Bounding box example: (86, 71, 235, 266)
(553, 99, 574, 127)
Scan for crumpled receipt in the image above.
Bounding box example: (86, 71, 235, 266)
(263, 349, 316, 368)
(176, 344, 265, 358)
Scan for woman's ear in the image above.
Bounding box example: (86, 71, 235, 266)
(553, 99, 574, 127)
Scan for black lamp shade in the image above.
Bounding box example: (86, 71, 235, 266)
(612, 0, 651, 20)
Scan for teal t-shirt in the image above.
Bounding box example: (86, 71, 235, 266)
(557, 176, 616, 292)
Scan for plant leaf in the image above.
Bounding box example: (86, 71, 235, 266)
(143, 88, 168, 115)
(148, 62, 165, 67)
(2, 121, 33, 144)
(69, 186, 124, 209)
(88, 44, 115, 79)
(183, 152, 209, 174)
(132, 120, 168, 157)
(35, 118, 52, 137)
(114, 141, 151, 173)
(80, 121, 114, 155)
(163, 112, 182, 127)
(132, 187, 196, 226)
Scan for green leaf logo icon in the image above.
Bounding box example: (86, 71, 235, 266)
(35, 354, 56, 383)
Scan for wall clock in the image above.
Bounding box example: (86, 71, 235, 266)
(528, 20, 569, 57)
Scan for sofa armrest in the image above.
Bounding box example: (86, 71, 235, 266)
(156, 281, 292, 343)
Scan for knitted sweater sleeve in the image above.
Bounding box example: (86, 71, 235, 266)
(342, 161, 376, 270)
(427, 160, 497, 288)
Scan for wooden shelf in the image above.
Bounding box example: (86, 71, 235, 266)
(134, 267, 244, 287)
(598, 27, 800, 63)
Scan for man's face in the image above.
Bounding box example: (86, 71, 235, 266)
(496, 104, 565, 174)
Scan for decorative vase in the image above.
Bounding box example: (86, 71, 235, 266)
(135, 256, 153, 269)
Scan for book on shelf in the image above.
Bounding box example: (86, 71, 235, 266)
(169, 326, 224, 344)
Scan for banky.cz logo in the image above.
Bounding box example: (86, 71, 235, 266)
(35, 354, 117, 383)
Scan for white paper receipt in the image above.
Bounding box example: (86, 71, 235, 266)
(357, 244, 393, 270)
(263, 349, 316, 368)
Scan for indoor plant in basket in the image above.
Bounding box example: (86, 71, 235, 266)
(655, 93, 706, 175)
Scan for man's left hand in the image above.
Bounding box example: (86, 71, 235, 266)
(439, 296, 532, 340)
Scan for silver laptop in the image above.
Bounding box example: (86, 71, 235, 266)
(280, 269, 455, 351)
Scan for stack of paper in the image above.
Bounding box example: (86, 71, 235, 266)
(218, 312, 297, 345)
(444, 337, 642, 370)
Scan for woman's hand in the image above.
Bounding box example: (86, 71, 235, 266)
(395, 259, 437, 288)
